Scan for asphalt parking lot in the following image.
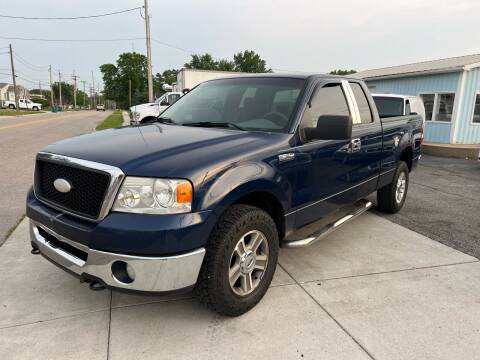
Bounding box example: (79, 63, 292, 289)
(1, 212, 479, 360)
(372, 155, 480, 259)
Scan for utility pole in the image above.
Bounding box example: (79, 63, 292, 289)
(97, 84, 102, 106)
(8, 44, 19, 113)
(49, 65, 54, 110)
(72, 70, 79, 109)
(144, 0, 154, 102)
(91, 70, 96, 108)
(58, 70, 63, 108)
(128, 79, 132, 108)
(81, 80, 87, 109)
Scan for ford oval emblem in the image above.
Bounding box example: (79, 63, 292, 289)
(53, 178, 72, 193)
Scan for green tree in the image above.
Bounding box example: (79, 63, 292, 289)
(329, 69, 357, 75)
(184, 50, 270, 73)
(217, 59, 235, 71)
(233, 50, 270, 73)
(100, 52, 148, 108)
(51, 82, 74, 105)
(100, 63, 118, 100)
(184, 53, 218, 70)
(154, 69, 178, 95)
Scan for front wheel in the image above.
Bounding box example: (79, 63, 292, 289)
(377, 161, 409, 213)
(32, 106, 39, 111)
(195, 204, 279, 316)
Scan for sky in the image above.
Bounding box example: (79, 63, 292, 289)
(1, 0, 480, 91)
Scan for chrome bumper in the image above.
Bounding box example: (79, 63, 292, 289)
(29, 219, 205, 292)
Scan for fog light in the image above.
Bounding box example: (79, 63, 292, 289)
(126, 263, 136, 281)
(111, 261, 135, 284)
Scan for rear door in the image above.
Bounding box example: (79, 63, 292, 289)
(346, 81, 384, 199)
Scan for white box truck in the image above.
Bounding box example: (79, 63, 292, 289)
(174, 68, 249, 92)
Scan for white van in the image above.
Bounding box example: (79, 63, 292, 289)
(372, 94, 425, 122)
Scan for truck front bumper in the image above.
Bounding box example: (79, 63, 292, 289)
(29, 219, 206, 292)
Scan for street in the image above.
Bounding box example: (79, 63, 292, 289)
(0, 110, 111, 244)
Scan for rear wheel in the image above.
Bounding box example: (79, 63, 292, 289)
(8, 104, 15, 109)
(377, 161, 409, 213)
(195, 204, 279, 316)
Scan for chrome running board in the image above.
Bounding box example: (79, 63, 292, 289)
(282, 199, 372, 248)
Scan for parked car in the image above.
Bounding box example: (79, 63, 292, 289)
(4, 98, 42, 111)
(129, 92, 182, 124)
(372, 93, 425, 121)
(27, 74, 423, 316)
(96, 104, 105, 111)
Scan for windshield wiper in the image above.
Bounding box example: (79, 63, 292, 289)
(150, 116, 176, 125)
(182, 121, 245, 131)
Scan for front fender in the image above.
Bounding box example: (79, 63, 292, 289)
(198, 161, 290, 216)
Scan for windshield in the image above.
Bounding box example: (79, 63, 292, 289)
(373, 96, 404, 118)
(155, 94, 166, 104)
(159, 77, 306, 132)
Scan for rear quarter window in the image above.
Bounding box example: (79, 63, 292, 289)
(350, 83, 373, 124)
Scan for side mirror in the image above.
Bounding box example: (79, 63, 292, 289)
(304, 115, 352, 141)
(160, 100, 169, 106)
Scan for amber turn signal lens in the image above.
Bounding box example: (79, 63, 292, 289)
(176, 181, 193, 203)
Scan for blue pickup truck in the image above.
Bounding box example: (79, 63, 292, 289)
(27, 74, 423, 316)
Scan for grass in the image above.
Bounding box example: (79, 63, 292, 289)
(0, 109, 44, 116)
(95, 110, 124, 131)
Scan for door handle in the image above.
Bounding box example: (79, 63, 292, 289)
(349, 138, 362, 152)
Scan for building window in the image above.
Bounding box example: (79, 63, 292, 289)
(421, 94, 435, 121)
(436, 93, 455, 122)
(420, 93, 455, 122)
(473, 94, 480, 123)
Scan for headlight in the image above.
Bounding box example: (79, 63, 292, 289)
(112, 177, 192, 214)
(134, 112, 140, 120)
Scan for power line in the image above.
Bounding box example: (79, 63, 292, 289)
(13, 52, 49, 71)
(0, 6, 143, 20)
(0, 35, 145, 43)
(151, 38, 195, 54)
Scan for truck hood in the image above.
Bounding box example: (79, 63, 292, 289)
(41, 124, 289, 181)
(130, 103, 157, 112)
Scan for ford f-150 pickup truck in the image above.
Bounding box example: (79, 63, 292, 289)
(27, 74, 423, 316)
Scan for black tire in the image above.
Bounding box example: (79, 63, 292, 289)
(377, 161, 409, 213)
(8, 104, 15, 109)
(33, 106, 39, 111)
(195, 204, 279, 316)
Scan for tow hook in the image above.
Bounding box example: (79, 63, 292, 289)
(89, 281, 106, 291)
(30, 246, 40, 255)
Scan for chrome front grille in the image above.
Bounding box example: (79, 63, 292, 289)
(34, 152, 125, 221)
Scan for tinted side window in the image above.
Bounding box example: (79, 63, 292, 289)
(300, 83, 350, 130)
(350, 82, 373, 124)
(169, 94, 181, 105)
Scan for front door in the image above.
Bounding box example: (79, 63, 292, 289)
(292, 81, 357, 227)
